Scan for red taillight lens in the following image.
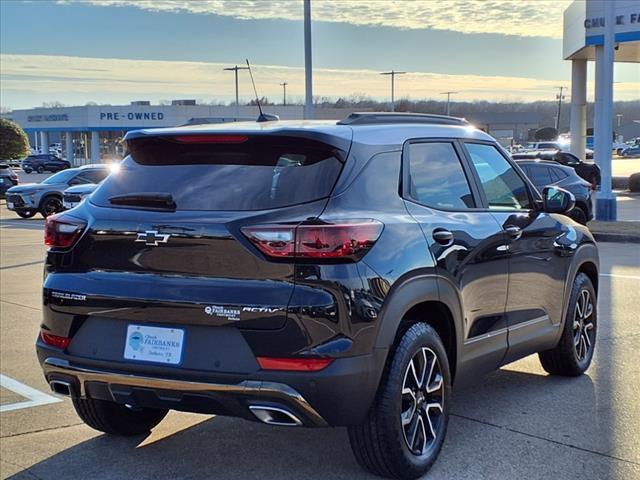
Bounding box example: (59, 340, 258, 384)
(44, 214, 86, 249)
(241, 225, 296, 257)
(242, 220, 383, 262)
(257, 357, 333, 371)
(40, 331, 71, 349)
(172, 135, 248, 144)
(296, 221, 383, 260)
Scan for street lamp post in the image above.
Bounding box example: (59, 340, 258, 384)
(440, 91, 459, 116)
(223, 65, 249, 117)
(380, 70, 406, 111)
(304, 0, 314, 119)
(280, 82, 288, 106)
(555, 86, 566, 130)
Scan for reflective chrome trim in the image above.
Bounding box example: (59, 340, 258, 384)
(464, 315, 554, 345)
(249, 405, 303, 426)
(508, 314, 551, 331)
(464, 327, 508, 345)
(42, 357, 327, 426)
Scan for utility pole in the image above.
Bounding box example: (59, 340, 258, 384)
(440, 91, 459, 116)
(303, 0, 314, 119)
(380, 70, 406, 111)
(223, 65, 249, 117)
(280, 82, 288, 106)
(555, 86, 566, 130)
(616, 113, 623, 128)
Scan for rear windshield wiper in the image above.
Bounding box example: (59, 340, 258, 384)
(108, 193, 176, 211)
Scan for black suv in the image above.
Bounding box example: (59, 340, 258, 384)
(22, 154, 71, 174)
(37, 114, 599, 479)
(511, 150, 600, 188)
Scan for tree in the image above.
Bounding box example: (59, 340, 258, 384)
(0, 118, 30, 160)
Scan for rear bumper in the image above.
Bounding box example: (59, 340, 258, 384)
(38, 347, 387, 427)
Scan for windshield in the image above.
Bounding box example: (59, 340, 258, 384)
(42, 170, 77, 185)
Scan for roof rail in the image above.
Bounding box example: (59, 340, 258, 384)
(337, 112, 469, 127)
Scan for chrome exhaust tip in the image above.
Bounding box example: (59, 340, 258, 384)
(49, 380, 72, 397)
(249, 405, 303, 426)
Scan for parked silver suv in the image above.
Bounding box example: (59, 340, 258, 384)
(6, 164, 110, 218)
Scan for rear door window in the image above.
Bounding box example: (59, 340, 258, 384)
(405, 142, 475, 209)
(527, 165, 553, 187)
(92, 135, 345, 211)
(77, 169, 109, 184)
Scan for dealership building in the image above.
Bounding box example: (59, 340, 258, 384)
(564, 0, 639, 220)
(5, 102, 325, 165)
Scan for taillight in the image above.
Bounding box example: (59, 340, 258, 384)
(242, 220, 383, 262)
(257, 357, 333, 372)
(44, 214, 86, 249)
(40, 331, 71, 349)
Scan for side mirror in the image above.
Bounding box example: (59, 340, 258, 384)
(542, 186, 575, 214)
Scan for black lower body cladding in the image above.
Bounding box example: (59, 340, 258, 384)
(37, 342, 388, 427)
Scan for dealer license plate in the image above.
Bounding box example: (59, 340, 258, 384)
(123, 324, 184, 365)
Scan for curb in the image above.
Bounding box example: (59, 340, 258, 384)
(592, 232, 640, 244)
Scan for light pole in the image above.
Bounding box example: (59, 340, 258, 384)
(304, 0, 314, 119)
(223, 65, 249, 117)
(280, 82, 288, 106)
(616, 113, 623, 128)
(380, 70, 406, 111)
(440, 91, 458, 116)
(555, 86, 566, 130)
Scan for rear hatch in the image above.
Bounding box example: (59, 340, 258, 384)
(46, 130, 351, 335)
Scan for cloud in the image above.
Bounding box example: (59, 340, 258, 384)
(58, 0, 573, 39)
(1, 53, 638, 109)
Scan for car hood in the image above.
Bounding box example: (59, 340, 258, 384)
(7, 183, 64, 194)
(64, 184, 97, 195)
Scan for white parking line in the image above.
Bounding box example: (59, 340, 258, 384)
(600, 273, 640, 280)
(0, 374, 62, 413)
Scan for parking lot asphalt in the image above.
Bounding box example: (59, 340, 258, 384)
(1, 192, 640, 479)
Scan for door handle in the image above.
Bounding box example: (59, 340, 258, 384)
(504, 225, 522, 240)
(432, 229, 454, 245)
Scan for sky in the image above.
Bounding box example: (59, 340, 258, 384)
(0, 0, 638, 110)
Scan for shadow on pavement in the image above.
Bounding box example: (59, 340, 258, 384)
(7, 369, 604, 480)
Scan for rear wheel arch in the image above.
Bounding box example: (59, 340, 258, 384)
(374, 275, 462, 382)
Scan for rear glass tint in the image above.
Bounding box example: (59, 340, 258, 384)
(91, 135, 345, 211)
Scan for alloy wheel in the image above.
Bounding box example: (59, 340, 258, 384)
(42, 198, 63, 217)
(573, 289, 595, 362)
(401, 347, 444, 456)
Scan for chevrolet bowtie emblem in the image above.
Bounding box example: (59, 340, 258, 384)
(135, 230, 171, 246)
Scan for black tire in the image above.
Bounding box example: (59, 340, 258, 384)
(72, 397, 168, 436)
(348, 323, 450, 479)
(16, 210, 36, 218)
(539, 273, 596, 376)
(23, 168, 32, 174)
(36, 165, 45, 174)
(568, 205, 588, 225)
(39, 195, 63, 218)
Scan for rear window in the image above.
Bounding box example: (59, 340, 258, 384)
(91, 135, 345, 211)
